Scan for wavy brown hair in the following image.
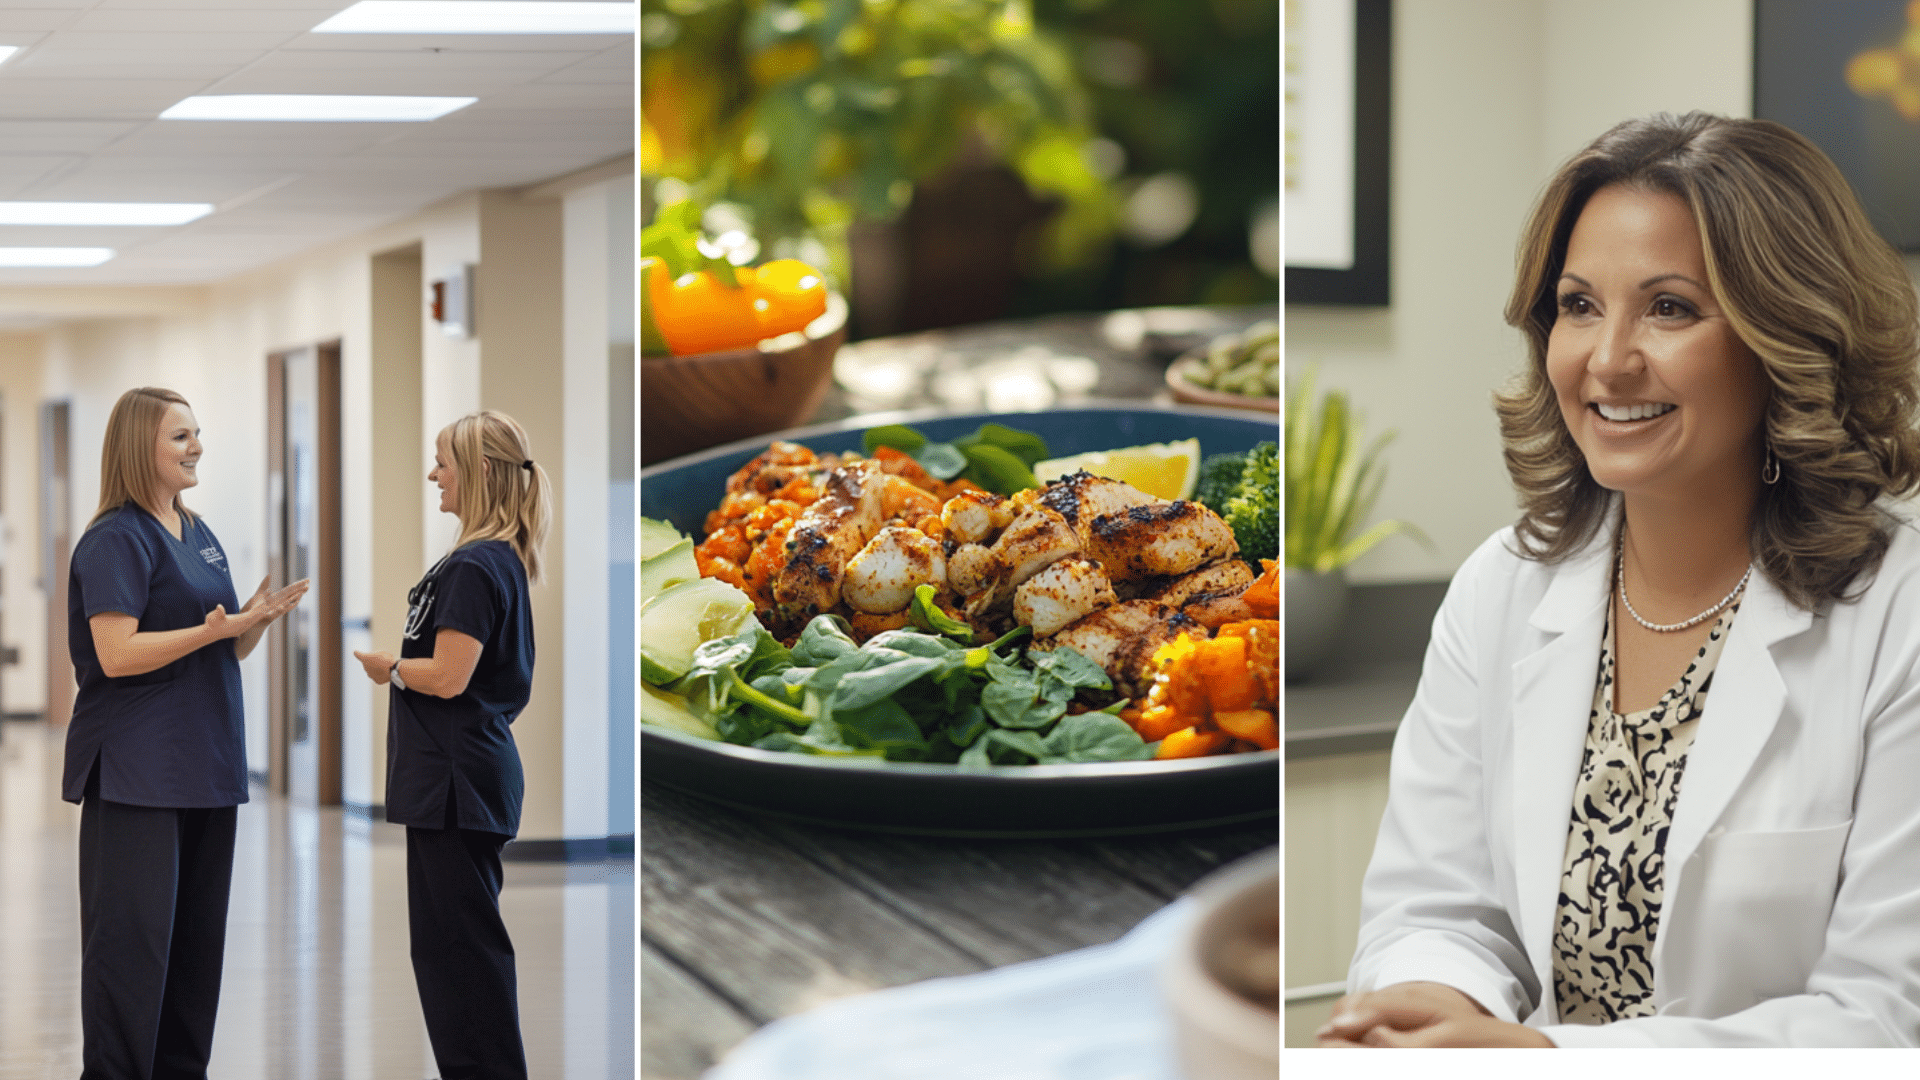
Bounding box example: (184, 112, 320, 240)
(1495, 112, 1920, 609)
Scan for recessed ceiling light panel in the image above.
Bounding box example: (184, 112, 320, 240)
(0, 203, 213, 226)
(0, 46, 20, 67)
(313, 1, 636, 34)
(0, 248, 114, 267)
(160, 95, 478, 122)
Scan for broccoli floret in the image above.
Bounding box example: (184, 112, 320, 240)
(1222, 441, 1278, 568)
(1195, 450, 1247, 514)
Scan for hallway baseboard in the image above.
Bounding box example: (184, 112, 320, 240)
(503, 835, 635, 862)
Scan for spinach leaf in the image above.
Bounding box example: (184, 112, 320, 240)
(956, 443, 1037, 493)
(832, 654, 950, 710)
(917, 443, 968, 480)
(862, 424, 926, 455)
(1041, 712, 1156, 763)
(954, 423, 1049, 467)
(1031, 646, 1112, 691)
(792, 614, 861, 666)
(981, 673, 1068, 730)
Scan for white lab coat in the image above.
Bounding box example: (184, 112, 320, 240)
(1348, 507, 1920, 1046)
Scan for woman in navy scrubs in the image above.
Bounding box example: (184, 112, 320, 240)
(66, 386, 307, 1078)
(354, 409, 549, 1080)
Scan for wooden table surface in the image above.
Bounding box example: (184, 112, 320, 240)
(640, 779, 1277, 1078)
(639, 305, 1281, 1078)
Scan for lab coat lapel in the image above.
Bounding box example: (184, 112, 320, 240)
(1509, 527, 1614, 1012)
(1652, 568, 1811, 975)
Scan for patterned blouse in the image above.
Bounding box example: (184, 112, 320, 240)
(1549, 593, 1741, 1024)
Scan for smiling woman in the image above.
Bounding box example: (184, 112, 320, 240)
(1322, 113, 1920, 1048)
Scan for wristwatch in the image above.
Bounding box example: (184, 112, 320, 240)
(389, 660, 409, 692)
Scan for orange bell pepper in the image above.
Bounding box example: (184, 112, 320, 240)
(1155, 727, 1230, 759)
(1213, 708, 1278, 750)
(1198, 635, 1259, 713)
(1135, 705, 1190, 743)
(1242, 559, 1279, 619)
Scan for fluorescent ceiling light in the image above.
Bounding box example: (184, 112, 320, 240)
(0, 46, 20, 67)
(0, 202, 212, 226)
(160, 95, 476, 122)
(313, 1, 635, 34)
(0, 248, 114, 268)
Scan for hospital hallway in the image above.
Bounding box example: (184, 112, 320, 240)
(0, 718, 634, 1079)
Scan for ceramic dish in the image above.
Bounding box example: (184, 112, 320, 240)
(1164, 353, 1280, 413)
(639, 402, 1279, 837)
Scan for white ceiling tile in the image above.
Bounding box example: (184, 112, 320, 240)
(96, 0, 352, 9)
(281, 31, 626, 53)
(0, 120, 141, 152)
(251, 47, 591, 73)
(67, 9, 339, 33)
(0, 155, 81, 197)
(0, 80, 214, 118)
(0, 12, 84, 33)
(211, 67, 531, 95)
(41, 32, 305, 51)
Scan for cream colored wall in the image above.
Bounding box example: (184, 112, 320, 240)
(1284, 750, 1391, 1046)
(0, 335, 43, 715)
(1287, 0, 1754, 585)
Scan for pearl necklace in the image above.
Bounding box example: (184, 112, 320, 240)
(1615, 532, 1751, 634)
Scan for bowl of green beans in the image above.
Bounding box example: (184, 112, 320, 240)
(1165, 321, 1279, 412)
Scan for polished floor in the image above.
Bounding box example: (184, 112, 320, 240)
(0, 719, 633, 1079)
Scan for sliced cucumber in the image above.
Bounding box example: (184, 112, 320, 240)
(640, 515, 686, 562)
(639, 576, 756, 685)
(640, 537, 699, 609)
(640, 681, 719, 740)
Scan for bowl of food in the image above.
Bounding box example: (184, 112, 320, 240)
(1163, 847, 1279, 1079)
(638, 404, 1280, 836)
(641, 248, 849, 466)
(1166, 321, 1280, 412)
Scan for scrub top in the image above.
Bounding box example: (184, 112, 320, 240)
(385, 539, 533, 836)
(63, 503, 245, 808)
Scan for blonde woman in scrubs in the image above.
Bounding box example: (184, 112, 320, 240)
(355, 409, 549, 1080)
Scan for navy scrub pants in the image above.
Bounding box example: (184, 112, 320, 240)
(406, 790, 527, 1080)
(77, 765, 236, 1080)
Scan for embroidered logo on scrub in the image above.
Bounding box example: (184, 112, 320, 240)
(200, 545, 226, 569)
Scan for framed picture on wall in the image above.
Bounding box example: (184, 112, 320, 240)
(1755, 0, 1920, 251)
(1285, 0, 1391, 305)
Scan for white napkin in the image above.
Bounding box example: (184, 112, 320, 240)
(703, 897, 1197, 1080)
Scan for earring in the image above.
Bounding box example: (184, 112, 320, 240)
(1762, 445, 1781, 485)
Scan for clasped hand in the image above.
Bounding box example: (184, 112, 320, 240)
(351, 649, 397, 685)
(205, 576, 309, 638)
(1315, 982, 1553, 1048)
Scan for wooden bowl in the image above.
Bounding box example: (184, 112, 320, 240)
(1165, 351, 1280, 413)
(640, 292, 849, 466)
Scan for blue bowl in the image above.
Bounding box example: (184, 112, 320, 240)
(638, 402, 1279, 837)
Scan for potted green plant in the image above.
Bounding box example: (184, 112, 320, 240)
(1284, 368, 1424, 682)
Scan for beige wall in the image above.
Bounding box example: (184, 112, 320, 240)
(1287, 0, 1754, 584)
(0, 161, 629, 843)
(0, 334, 43, 716)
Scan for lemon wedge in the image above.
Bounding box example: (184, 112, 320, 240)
(1032, 438, 1202, 501)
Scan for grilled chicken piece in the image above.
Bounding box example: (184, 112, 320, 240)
(1039, 471, 1158, 536)
(772, 460, 886, 613)
(1181, 591, 1258, 629)
(941, 489, 1014, 545)
(842, 526, 948, 614)
(1032, 600, 1204, 700)
(1142, 559, 1256, 607)
(725, 440, 818, 495)
(990, 506, 1081, 587)
(1013, 559, 1119, 638)
(1083, 502, 1238, 581)
(947, 542, 1003, 598)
